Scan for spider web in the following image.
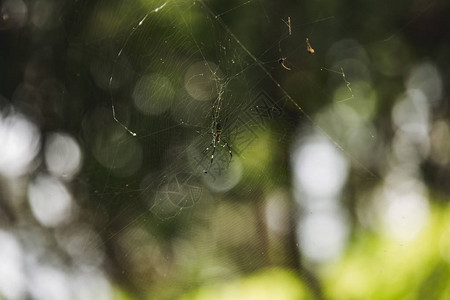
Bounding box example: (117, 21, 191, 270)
(66, 0, 410, 292)
(0, 0, 445, 298)
(70, 0, 387, 237)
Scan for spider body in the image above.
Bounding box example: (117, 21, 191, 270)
(203, 122, 232, 174)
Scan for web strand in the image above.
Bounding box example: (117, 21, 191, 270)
(199, 0, 376, 178)
(109, 2, 169, 137)
(321, 67, 355, 103)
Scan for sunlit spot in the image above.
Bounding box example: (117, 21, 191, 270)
(28, 175, 74, 227)
(0, 230, 25, 300)
(406, 62, 442, 104)
(377, 177, 429, 241)
(293, 136, 348, 198)
(184, 61, 221, 101)
(297, 209, 349, 263)
(45, 132, 82, 180)
(293, 135, 349, 263)
(28, 265, 71, 300)
(132, 73, 174, 115)
(0, 111, 41, 178)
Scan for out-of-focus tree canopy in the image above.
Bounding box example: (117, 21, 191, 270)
(0, 0, 449, 299)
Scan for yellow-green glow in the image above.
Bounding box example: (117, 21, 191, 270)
(241, 129, 274, 182)
(180, 268, 312, 300)
(322, 205, 450, 300)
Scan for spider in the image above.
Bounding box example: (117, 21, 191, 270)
(202, 121, 232, 174)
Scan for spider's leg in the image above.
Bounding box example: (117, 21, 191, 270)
(202, 141, 213, 154)
(221, 139, 232, 160)
(204, 143, 216, 174)
(210, 145, 216, 164)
